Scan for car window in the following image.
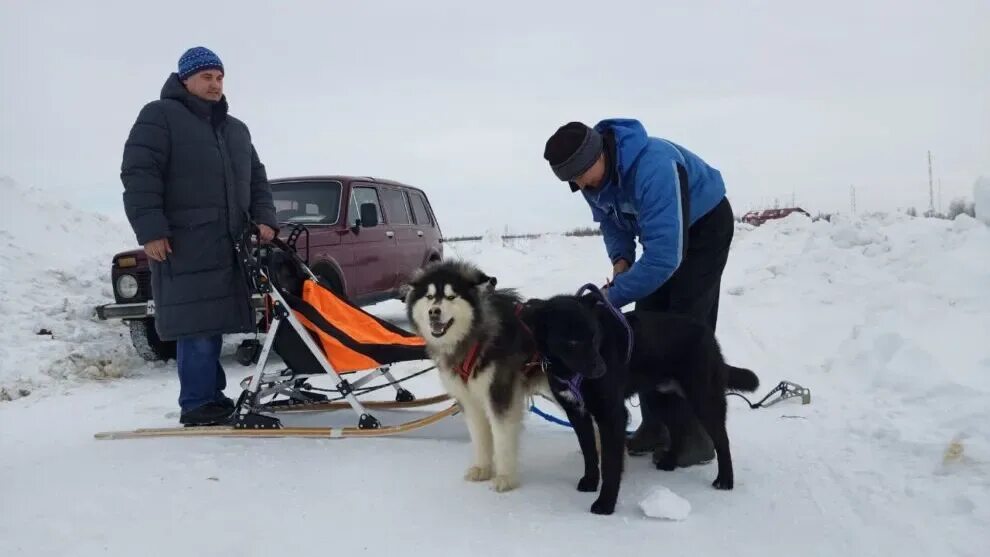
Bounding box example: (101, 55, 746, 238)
(409, 191, 433, 227)
(272, 181, 342, 224)
(348, 185, 384, 227)
(380, 188, 412, 225)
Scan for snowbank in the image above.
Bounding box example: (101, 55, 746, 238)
(0, 177, 148, 401)
(975, 176, 990, 225)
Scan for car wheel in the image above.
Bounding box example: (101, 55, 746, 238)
(313, 267, 346, 300)
(128, 318, 177, 362)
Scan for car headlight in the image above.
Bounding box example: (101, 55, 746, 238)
(116, 274, 139, 299)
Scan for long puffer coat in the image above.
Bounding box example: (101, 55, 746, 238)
(121, 72, 278, 341)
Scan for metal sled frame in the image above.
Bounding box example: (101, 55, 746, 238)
(235, 284, 407, 427)
(95, 233, 459, 441)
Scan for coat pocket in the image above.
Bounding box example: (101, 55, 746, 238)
(166, 207, 232, 275)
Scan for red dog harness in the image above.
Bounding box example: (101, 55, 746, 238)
(455, 303, 543, 383)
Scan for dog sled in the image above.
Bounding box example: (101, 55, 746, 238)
(95, 227, 459, 441)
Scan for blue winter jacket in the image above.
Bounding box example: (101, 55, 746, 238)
(582, 119, 727, 308)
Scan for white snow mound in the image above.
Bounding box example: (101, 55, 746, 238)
(0, 176, 145, 401)
(639, 485, 692, 520)
(975, 176, 990, 225)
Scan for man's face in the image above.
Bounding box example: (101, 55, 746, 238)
(571, 153, 607, 191)
(182, 70, 224, 102)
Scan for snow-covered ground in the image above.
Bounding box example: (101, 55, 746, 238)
(1, 178, 988, 556)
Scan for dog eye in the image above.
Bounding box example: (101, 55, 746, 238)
(425, 294, 435, 300)
(446, 295, 456, 301)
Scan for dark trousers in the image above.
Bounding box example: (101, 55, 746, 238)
(176, 335, 227, 412)
(636, 196, 734, 324)
(635, 197, 734, 436)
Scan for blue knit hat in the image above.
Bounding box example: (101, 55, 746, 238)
(177, 47, 224, 80)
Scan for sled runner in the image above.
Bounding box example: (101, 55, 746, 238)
(95, 226, 459, 441)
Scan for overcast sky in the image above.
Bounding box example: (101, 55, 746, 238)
(2, 0, 987, 236)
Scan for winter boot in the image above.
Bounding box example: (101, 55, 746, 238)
(626, 421, 671, 456)
(652, 417, 715, 468)
(179, 401, 234, 426)
(216, 393, 235, 410)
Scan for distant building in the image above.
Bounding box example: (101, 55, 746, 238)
(740, 207, 811, 226)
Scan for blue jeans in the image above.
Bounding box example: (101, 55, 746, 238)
(176, 335, 227, 412)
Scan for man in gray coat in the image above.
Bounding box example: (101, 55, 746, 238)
(120, 47, 278, 426)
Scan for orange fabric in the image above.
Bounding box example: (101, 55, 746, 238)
(301, 281, 425, 347)
(293, 280, 425, 374)
(294, 312, 378, 374)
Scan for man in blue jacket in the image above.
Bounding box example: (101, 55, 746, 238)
(543, 119, 735, 466)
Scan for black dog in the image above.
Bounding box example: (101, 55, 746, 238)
(520, 292, 759, 515)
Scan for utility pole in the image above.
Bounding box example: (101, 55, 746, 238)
(928, 150, 935, 214)
(850, 185, 857, 215)
(938, 178, 943, 214)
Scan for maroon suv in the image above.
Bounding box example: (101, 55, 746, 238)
(96, 175, 444, 360)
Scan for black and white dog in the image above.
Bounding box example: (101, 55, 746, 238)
(519, 288, 759, 514)
(405, 261, 551, 493)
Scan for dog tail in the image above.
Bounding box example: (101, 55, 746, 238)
(727, 365, 760, 392)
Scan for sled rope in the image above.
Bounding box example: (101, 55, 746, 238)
(529, 379, 812, 431)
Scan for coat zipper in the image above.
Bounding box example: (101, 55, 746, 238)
(214, 126, 252, 327)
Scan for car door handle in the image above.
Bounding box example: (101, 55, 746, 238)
(386, 231, 395, 238)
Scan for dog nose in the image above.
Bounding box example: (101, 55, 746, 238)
(429, 307, 440, 319)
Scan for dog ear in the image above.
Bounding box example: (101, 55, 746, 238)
(397, 283, 413, 302)
(518, 299, 548, 344)
(475, 273, 497, 292)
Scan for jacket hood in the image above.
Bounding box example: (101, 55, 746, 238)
(160, 72, 228, 121)
(594, 118, 650, 176)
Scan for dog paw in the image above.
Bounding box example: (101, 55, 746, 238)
(654, 454, 677, 472)
(577, 475, 599, 492)
(464, 465, 493, 482)
(590, 498, 615, 515)
(492, 474, 519, 492)
(712, 475, 734, 490)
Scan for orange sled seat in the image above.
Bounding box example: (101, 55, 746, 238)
(275, 279, 426, 375)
